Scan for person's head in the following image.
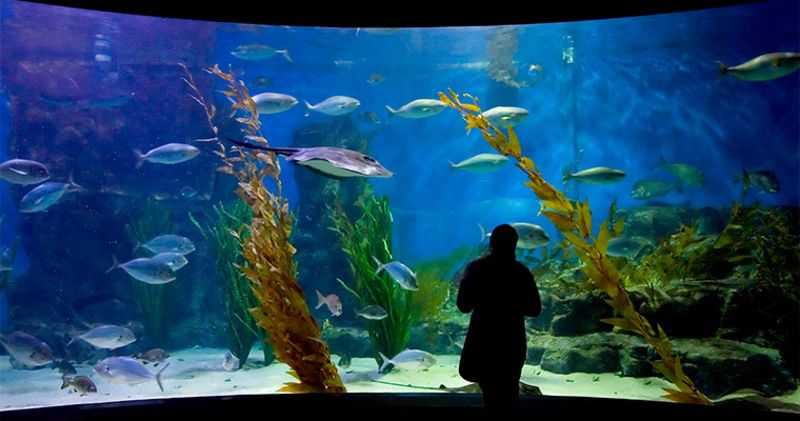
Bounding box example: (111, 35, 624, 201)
(489, 224, 518, 257)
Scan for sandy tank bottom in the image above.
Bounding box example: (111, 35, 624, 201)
(0, 348, 798, 411)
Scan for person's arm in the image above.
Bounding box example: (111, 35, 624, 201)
(456, 262, 476, 313)
(521, 267, 542, 317)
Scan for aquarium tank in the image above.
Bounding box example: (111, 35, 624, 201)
(0, 0, 798, 415)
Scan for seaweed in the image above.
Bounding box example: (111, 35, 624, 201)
(439, 89, 711, 405)
(328, 189, 416, 370)
(125, 198, 175, 347)
(182, 64, 344, 392)
(190, 200, 273, 367)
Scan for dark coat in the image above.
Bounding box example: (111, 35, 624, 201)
(456, 253, 541, 382)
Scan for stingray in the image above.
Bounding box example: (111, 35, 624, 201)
(227, 139, 394, 180)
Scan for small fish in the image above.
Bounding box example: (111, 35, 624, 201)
(252, 76, 271, 88)
(563, 167, 626, 184)
(61, 375, 97, 396)
(378, 349, 436, 372)
(252, 92, 299, 115)
(659, 158, 704, 187)
(222, 351, 239, 371)
(385, 99, 446, 119)
(55, 359, 77, 375)
(367, 73, 386, 84)
(482, 106, 530, 128)
(304, 96, 361, 116)
(19, 178, 84, 213)
(0, 159, 50, 185)
(228, 139, 393, 179)
(630, 179, 677, 200)
(355, 305, 388, 320)
(605, 237, 655, 259)
(740, 170, 779, 194)
(358, 111, 381, 125)
(133, 348, 170, 363)
(179, 186, 198, 198)
(134, 143, 200, 169)
(479, 223, 550, 249)
(449, 153, 509, 173)
(0, 332, 54, 368)
(374, 258, 418, 291)
(150, 252, 188, 271)
(141, 234, 196, 255)
(106, 256, 176, 284)
(94, 357, 170, 392)
(68, 325, 136, 350)
(316, 290, 343, 317)
(231, 44, 291, 62)
(337, 353, 351, 369)
(718, 52, 800, 81)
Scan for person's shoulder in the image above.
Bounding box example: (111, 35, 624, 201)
(466, 255, 491, 268)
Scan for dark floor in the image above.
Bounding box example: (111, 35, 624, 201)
(1, 393, 797, 421)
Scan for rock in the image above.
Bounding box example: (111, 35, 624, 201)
(527, 292, 553, 332)
(549, 290, 613, 336)
(537, 333, 623, 374)
(632, 283, 725, 338)
(619, 343, 654, 377)
(322, 327, 373, 358)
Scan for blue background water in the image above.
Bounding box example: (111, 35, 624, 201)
(0, 0, 798, 273)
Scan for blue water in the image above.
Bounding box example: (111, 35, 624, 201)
(0, 2, 797, 310)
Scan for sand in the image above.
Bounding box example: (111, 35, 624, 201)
(0, 347, 796, 412)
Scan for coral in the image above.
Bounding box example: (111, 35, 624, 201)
(190, 200, 272, 366)
(182, 64, 344, 392)
(439, 89, 710, 405)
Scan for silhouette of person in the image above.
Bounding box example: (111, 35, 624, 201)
(457, 224, 542, 411)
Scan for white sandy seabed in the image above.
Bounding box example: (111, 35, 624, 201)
(1, 347, 798, 412)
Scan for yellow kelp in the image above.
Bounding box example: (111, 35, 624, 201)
(438, 89, 710, 405)
(182, 64, 344, 393)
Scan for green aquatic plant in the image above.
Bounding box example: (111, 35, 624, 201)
(328, 190, 415, 370)
(439, 89, 711, 405)
(190, 200, 273, 366)
(125, 198, 175, 347)
(183, 64, 344, 392)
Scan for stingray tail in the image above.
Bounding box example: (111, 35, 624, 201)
(155, 362, 170, 392)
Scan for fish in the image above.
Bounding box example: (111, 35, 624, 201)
(316, 290, 343, 317)
(179, 186, 198, 198)
(231, 44, 291, 62)
(605, 237, 655, 259)
(718, 52, 800, 81)
(740, 170, 779, 194)
(563, 167, 626, 184)
(141, 234, 196, 255)
(355, 305, 388, 320)
(0, 331, 54, 368)
(385, 99, 446, 119)
(304, 96, 361, 116)
(227, 139, 394, 179)
(61, 375, 97, 396)
(68, 325, 136, 350)
(134, 143, 200, 169)
(222, 351, 239, 371)
(479, 223, 550, 249)
(337, 353, 351, 369)
(55, 359, 77, 375)
(150, 252, 188, 271)
(132, 348, 170, 363)
(0, 159, 50, 185)
(251, 92, 299, 115)
(449, 153, 509, 173)
(106, 256, 176, 284)
(630, 179, 677, 200)
(19, 178, 84, 213)
(94, 357, 170, 392)
(659, 158, 704, 187)
(252, 76, 271, 88)
(358, 111, 381, 125)
(367, 73, 386, 84)
(482, 106, 530, 128)
(378, 349, 436, 372)
(374, 258, 418, 291)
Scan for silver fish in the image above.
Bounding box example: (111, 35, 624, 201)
(631, 179, 677, 200)
(374, 258, 418, 291)
(231, 44, 291, 62)
(304, 96, 360, 116)
(480, 223, 550, 249)
(482, 106, 529, 128)
(19, 179, 84, 213)
(150, 252, 188, 271)
(252, 92, 299, 115)
(563, 167, 626, 184)
(449, 153, 509, 173)
(94, 357, 169, 392)
(385, 99, 446, 119)
(107, 256, 176, 284)
(0, 159, 50, 185)
(378, 349, 436, 372)
(741, 170, 779, 194)
(659, 159, 704, 187)
(134, 143, 200, 169)
(0, 332, 54, 367)
(142, 234, 195, 255)
(355, 305, 388, 320)
(228, 139, 393, 179)
(719, 52, 800, 82)
(69, 325, 136, 350)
